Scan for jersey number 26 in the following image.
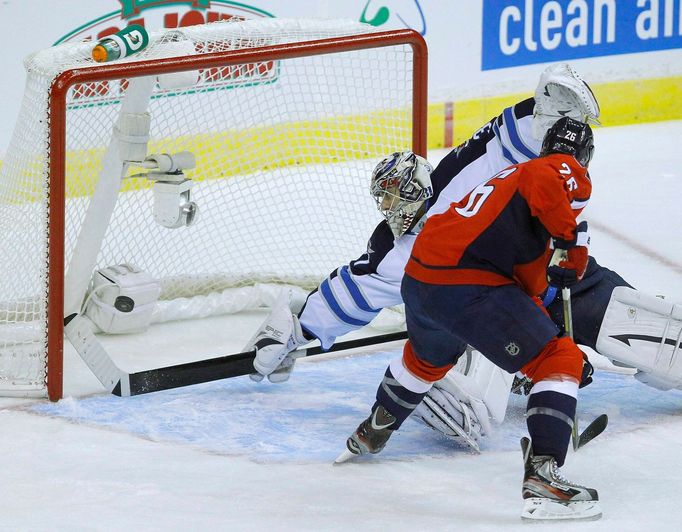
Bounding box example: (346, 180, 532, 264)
(454, 167, 517, 218)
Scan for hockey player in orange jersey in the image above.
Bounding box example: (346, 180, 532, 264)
(405, 153, 591, 294)
(338, 117, 601, 521)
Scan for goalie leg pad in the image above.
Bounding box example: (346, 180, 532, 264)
(411, 348, 515, 451)
(412, 387, 482, 452)
(452, 348, 514, 424)
(84, 264, 161, 334)
(597, 287, 682, 390)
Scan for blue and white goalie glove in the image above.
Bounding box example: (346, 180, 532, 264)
(248, 303, 308, 383)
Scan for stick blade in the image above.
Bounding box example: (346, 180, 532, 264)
(578, 414, 609, 449)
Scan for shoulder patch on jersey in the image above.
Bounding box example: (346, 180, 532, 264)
(515, 97, 535, 119)
(349, 220, 396, 276)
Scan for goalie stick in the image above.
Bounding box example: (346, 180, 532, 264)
(64, 313, 408, 397)
(66, 312, 610, 451)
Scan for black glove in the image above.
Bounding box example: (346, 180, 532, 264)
(511, 375, 533, 395)
(579, 352, 594, 389)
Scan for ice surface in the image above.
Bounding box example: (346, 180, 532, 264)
(1, 121, 681, 530)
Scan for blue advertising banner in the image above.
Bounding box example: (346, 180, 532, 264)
(482, 0, 682, 70)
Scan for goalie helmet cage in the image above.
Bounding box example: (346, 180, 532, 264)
(0, 18, 427, 401)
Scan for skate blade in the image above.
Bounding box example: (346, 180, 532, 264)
(333, 447, 358, 465)
(521, 498, 602, 521)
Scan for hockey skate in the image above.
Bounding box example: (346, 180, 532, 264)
(520, 437, 602, 521)
(334, 405, 396, 464)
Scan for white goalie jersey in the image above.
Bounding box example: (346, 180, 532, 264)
(298, 98, 542, 348)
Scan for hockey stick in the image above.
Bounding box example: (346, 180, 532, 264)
(121, 330, 408, 396)
(65, 313, 408, 397)
(560, 286, 609, 451)
(577, 413, 608, 449)
(562, 286, 582, 451)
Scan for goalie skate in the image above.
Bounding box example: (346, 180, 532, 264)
(520, 438, 601, 521)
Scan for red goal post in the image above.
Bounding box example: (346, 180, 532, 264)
(1, 19, 427, 400)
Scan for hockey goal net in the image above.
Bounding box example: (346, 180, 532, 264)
(0, 18, 426, 400)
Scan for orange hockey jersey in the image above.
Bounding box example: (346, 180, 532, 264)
(405, 154, 592, 296)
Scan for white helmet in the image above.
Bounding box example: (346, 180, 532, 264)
(532, 63, 601, 140)
(370, 151, 433, 238)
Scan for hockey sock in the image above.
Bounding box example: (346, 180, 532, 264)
(374, 358, 432, 429)
(526, 380, 578, 467)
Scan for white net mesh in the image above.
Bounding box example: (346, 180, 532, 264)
(0, 18, 418, 396)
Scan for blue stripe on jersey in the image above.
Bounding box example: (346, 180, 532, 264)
(492, 120, 518, 165)
(339, 266, 381, 314)
(503, 107, 538, 160)
(319, 279, 370, 327)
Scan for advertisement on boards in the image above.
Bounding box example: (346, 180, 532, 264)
(483, 0, 682, 69)
(0, 0, 680, 155)
(0, 1, 445, 154)
(53, 1, 427, 45)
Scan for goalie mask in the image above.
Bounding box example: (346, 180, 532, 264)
(370, 151, 433, 238)
(540, 116, 594, 167)
(532, 63, 601, 140)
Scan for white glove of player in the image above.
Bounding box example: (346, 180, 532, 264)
(248, 302, 308, 383)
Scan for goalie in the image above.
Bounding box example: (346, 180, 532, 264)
(247, 63, 681, 451)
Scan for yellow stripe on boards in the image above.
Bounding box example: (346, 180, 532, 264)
(430, 75, 682, 149)
(1, 76, 681, 201)
(596, 76, 682, 126)
(2, 108, 412, 202)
